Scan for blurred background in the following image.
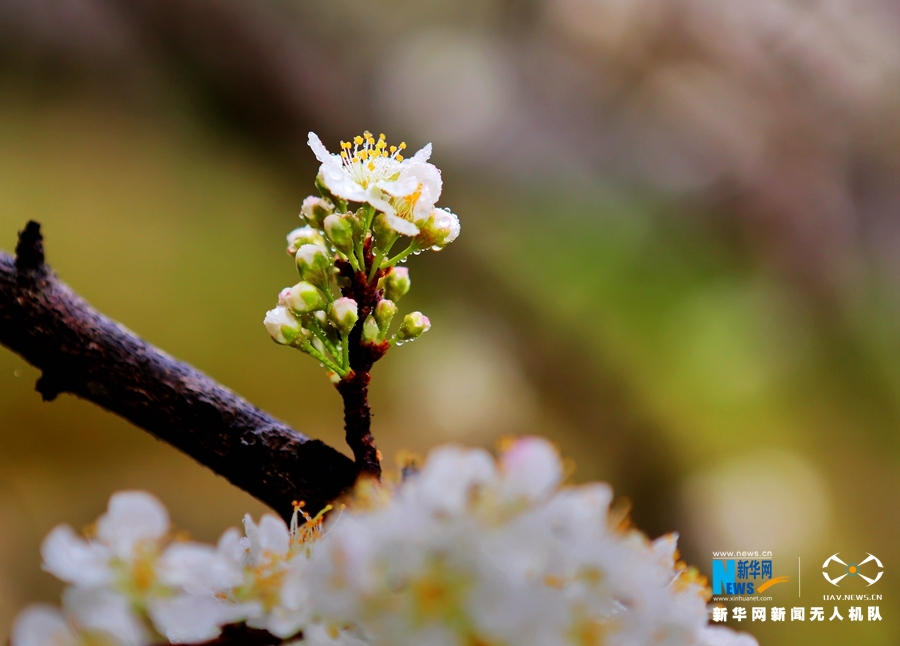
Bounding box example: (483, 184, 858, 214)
(0, 0, 898, 643)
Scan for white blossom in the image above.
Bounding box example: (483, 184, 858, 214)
(308, 131, 442, 235)
(15, 443, 755, 646)
(36, 491, 249, 645)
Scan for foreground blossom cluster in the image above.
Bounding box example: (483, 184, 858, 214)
(264, 131, 459, 381)
(13, 438, 756, 646)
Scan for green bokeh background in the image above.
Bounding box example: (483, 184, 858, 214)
(1, 2, 898, 643)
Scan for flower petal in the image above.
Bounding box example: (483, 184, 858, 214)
(307, 132, 333, 164)
(157, 542, 244, 594)
(149, 595, 254, 644)
(63, 587, 148, 646)
(41, 525, 112, 587)
(243, 514, 290, 563)
(11, 605, 75, 646)
(410, 142, 432, 163)
(384, 214, 419, 237)
(97, 491, 169, 559)
(498, 436, 562, 502)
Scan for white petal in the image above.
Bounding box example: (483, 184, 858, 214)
(97, 491, 169, 559)
(498, 436, 562, 502)
(41, 525, 112, 588)
(320, 164, 368, 203)
(217, 527, 249, 565)
(11, 605, 75, 646)
(149, 595, 253, 644)
(382, 214, 418, 237)
(410, 142, 432, 163)
(158, 543, 244, 594)
(243, 514, 289, 563)
(416, 445, 497, 514)
(377, 176, 420, 199)
(307, 132, 333, 164)
(365, 187, 397, 218)
(63, 588, 147, 646)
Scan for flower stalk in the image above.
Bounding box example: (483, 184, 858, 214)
(263, 131, 460, 481)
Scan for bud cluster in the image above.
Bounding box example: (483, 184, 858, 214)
(264, 131, 458, 381)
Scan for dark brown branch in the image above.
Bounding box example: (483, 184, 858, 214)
(334, 245, 389, 480)
(0, 222, 358, 520)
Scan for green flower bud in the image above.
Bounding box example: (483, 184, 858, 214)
(362, 314, 380, 343)
(295, 244, 333, 288)
(397, 311, 430, 342)
(373, 213, 400, 251)
(413, 208, 460, 251)
(328, 297, 359, 335)
(324, 214, 355, 256)
(264, 306, 303, 345)
(285, 281, 326, 314)
(374, 299, 397, 332)
(286, 226, 326, 256)
(300, 195, 334, 228)
(381, 267, 411, 302)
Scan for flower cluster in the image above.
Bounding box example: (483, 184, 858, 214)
(264, 132, 458, 381)
(13, 439, 756, 646)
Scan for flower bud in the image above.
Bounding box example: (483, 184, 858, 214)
(374, 299, 397, 331)
(414, 208, 460, 251)
(285, 281, 326, 314)
(362, 314, 380, 343)
(323, 214, 354, 256)
(328, 297, 359, 335)
(295, 244, 333, 288)
(286, 226, 326, 256)
(264, 306, 303, 345)
(300, 195, 334, 228)
(381, 267, 411, 302)
(397, 312, 430, 342)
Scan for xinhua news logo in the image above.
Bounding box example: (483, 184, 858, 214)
(712, 555, 788, 596)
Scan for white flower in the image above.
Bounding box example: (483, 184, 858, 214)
(38, 491, 249, 645)
(308, 131, 442, 235)
(303, 437, 757, 646)
(234, 513, 310, 639)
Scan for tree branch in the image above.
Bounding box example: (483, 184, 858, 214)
(0, 222, 358, 520)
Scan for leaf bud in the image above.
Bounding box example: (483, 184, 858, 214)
(397, 311, 431, 342)
(328, 297, 359, 335)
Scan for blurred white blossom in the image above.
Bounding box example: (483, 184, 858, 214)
(13, 440, 756, 646)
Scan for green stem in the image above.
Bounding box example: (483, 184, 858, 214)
(300, 339, 345, 376)
(307, 318, 340, 359)
(382, 242, 418, 268)
(368, 239, 396, 283)
(341, 331, 350, 372)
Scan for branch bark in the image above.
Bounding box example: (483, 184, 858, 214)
(0, 222, 358, 520)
